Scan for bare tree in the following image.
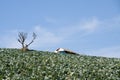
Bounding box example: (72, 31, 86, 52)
(18, 32, 37, 51)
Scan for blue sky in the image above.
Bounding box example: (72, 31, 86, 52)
(0, 0, 120, 58)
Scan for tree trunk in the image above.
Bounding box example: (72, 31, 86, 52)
(21, 46, 29, 52)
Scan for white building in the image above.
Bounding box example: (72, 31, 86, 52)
(54, 48, 78, 55)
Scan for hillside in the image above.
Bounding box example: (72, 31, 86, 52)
(0, 48, 120, 80)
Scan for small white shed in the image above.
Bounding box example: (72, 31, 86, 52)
(54, 48, 78, 55)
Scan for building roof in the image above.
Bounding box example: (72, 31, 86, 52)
(54, 48, 78, 55)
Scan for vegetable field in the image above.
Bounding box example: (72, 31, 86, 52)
(0, 48, 120, 80)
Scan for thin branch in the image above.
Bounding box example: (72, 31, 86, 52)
(18, 32, 27, 48)
(27, 32, 37, 47)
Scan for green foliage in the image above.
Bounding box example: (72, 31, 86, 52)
(0, 48, 120, 80)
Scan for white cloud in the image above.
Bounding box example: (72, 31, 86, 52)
(32, 17, 100, 50)
(68, 15, 120, 36)
(87, 46, 120, 58)
(32, 26, 63, 49)
(92, 15, 120, 32)
(58, 17, 100, 38)
(69, 15, 120, 37)
(80, 17, 100, 32)
(0, 31, 20, 48)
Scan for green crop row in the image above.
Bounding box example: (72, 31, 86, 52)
(0, 48, 120, 80)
